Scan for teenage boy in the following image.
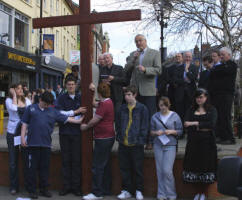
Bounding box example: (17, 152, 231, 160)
(21, 91, 84, 199)
(55, 76, 87, 196)
(116, 85, 149, 200)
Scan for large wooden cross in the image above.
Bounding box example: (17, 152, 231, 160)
(33, 0, 141, 193)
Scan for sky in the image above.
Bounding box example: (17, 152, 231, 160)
(72, 0, 199, 66)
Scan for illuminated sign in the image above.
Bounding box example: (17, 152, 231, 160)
(8, 52, 36, 66)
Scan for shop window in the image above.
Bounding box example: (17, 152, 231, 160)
(14, 12, 29, 51)
(0, 4, 12, 46)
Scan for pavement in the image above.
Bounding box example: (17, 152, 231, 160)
(0, 186, 238, 200)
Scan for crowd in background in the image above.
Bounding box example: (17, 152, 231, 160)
(4, 33, 240, 200)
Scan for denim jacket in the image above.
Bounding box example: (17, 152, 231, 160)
(116, 102, 149, 145)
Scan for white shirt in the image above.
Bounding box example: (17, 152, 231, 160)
(5, 97, 31, 134)
(160, 111, 173, 124)
(139, 47, 147, 65)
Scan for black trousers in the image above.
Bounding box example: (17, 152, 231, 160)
(6, 133, 28, 191)
(118, 143, 144, 193)
(211, 94, 234, 141)
(175, 91, 192, 122)
(92, 138, 114, 197)
(59, 134, 81, 192)
(27, 147, 51, 193)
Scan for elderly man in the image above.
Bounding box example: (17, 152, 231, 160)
(208, 47, 237, 145)
(125, 34, 161, 148)
(173, 51, 198, 121)
(98, 54, 105, 68)
(99, 52, 125, 116)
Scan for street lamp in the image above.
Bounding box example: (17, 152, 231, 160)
(39, 0, 43, 56)
(154, 0, 172, 65)
(195, 31, 203, 73)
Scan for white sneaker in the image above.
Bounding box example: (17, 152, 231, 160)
(194, 193, 200, 200)
(117, 190, 132, 199)
(200, 193, 206, 200)
(136, 190, 144, 200)
(83, 193, 103, 200)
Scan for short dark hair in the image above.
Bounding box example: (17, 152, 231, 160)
(202, 56, 213, 63)
(40, 91, 54, 105)
(124, 85, 138, 95)
(211, 51, 220, 56)
(71, 65, 79, 72)
(97, 82, 110, 98)
(65, 75, 77, 85)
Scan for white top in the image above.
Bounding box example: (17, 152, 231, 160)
(160, 111, 173, 124)
(5, 97, 31, 134)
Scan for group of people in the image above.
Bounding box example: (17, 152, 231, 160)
(4, 33, 239, 200)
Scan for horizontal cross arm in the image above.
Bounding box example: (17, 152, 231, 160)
(33, 9, 141, 29)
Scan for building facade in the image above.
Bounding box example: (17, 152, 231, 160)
(0, 0, 78, 93)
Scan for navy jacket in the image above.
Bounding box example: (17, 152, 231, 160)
(116, 102, 149, 145)
(55, 93, 81, 135)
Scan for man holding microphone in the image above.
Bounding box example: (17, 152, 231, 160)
(124, 34, 161, 149)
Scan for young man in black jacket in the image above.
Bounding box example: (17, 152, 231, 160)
(56, 76, 87, 196)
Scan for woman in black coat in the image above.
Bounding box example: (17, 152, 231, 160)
(183, 88, 217, 200)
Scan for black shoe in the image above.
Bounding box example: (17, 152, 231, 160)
(10, 189, 17, 195)
(59, 189, 71, 196)
(29, 192, 38, 199)
(39, 190, 52, 198)
(72, 190, 82, 196)
(217, 140, 236, 145)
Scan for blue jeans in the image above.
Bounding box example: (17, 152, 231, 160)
(92, 138, 114, 197)
(153, 143, 177, 199)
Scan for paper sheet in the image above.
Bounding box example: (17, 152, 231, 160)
(158, 134, 170, 145)
(14, 136, 21, 146)
(14, 136, 27, 146)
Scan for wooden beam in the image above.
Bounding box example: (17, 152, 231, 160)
(80, 24, 93, 194)
(33, 9, 141, 29)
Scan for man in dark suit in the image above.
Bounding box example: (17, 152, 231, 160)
(173, 51, 198, 121)
(159, 53, 183, 110)
(208, 47, 237, 145)
(99, 53, 125, 117)
(198, 56, 213, 89)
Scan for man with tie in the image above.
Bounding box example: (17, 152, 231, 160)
(173, 51, 198, 121)
(125, 34, 161, 149)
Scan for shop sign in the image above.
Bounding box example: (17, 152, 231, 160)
(43, 34, 54, 54)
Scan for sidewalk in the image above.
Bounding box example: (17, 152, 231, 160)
(0, 186, 237, 200)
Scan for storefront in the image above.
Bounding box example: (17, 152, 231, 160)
(0, 44, 39, 101)
(39, 55, 67, 90)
